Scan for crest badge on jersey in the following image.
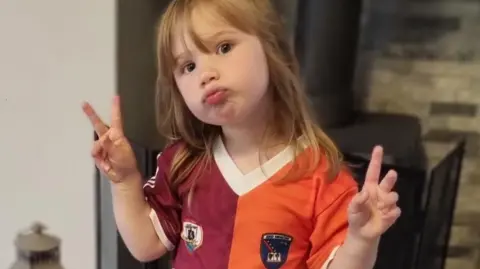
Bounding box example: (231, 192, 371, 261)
(181, 221, 203, 253)
(260, 233, 293, 269)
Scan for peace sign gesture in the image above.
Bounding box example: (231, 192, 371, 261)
(82, 96, 139, 183)
(347, 146, 401, 240)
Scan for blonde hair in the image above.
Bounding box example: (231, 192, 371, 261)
(155, 0, 343, 194)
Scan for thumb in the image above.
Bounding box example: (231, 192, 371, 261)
(349, 190, 369, 214)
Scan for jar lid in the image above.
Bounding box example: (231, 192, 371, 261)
(15, 222, 60, 253)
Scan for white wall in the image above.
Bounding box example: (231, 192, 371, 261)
(0, 0, 115, 268)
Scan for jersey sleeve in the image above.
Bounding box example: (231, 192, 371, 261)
(143, 143, 182, 251)
(307, 170, 358, 269)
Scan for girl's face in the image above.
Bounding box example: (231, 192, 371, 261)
(171, 8, 270, 128)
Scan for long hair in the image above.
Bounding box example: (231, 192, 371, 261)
(155, 0, 343, 194)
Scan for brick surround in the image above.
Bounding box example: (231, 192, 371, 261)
(357, 0, 480, 268)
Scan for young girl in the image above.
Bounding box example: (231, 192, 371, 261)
(82, 0, 401, 268)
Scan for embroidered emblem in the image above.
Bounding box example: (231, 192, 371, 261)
(181, 221, 203, 252)
(260, 233, 293, 269)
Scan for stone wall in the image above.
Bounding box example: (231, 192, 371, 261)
(357, 0, 480, 268)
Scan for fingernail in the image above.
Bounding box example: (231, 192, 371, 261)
(103, 164, 111, 171)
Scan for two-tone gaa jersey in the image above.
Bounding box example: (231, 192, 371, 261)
(143, 137, 358, 269)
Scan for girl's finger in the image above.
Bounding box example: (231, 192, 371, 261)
(349, 190, 370, 214)
(92, 141, 103, 157)
(364, 146, 383, 186)
(82, 102, 109, 136)
(95, 158, 111, 173)
(381, 207, 401, 222)
(92, 134, 109, 156)
(379, 170, 397, 192)
(377, 191, 399, 210)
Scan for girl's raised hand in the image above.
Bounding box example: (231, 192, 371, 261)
(346, 146, 401, 241)
(82, 96, 139, 183)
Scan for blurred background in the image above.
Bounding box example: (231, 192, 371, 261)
(0, 0, 479, 268)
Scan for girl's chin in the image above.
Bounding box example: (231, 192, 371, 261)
(201, 105, 240, 126)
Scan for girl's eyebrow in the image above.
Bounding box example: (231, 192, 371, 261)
(174, 52, 188, 65)
(174, 49, 195, 66)
(196, 29, 237, 50)
(172, 29, 237, 64)
(199, 29, 236, 41)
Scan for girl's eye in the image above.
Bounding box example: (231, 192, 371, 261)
(217, 43, 232, 55)
(183, 62, 196, 73)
